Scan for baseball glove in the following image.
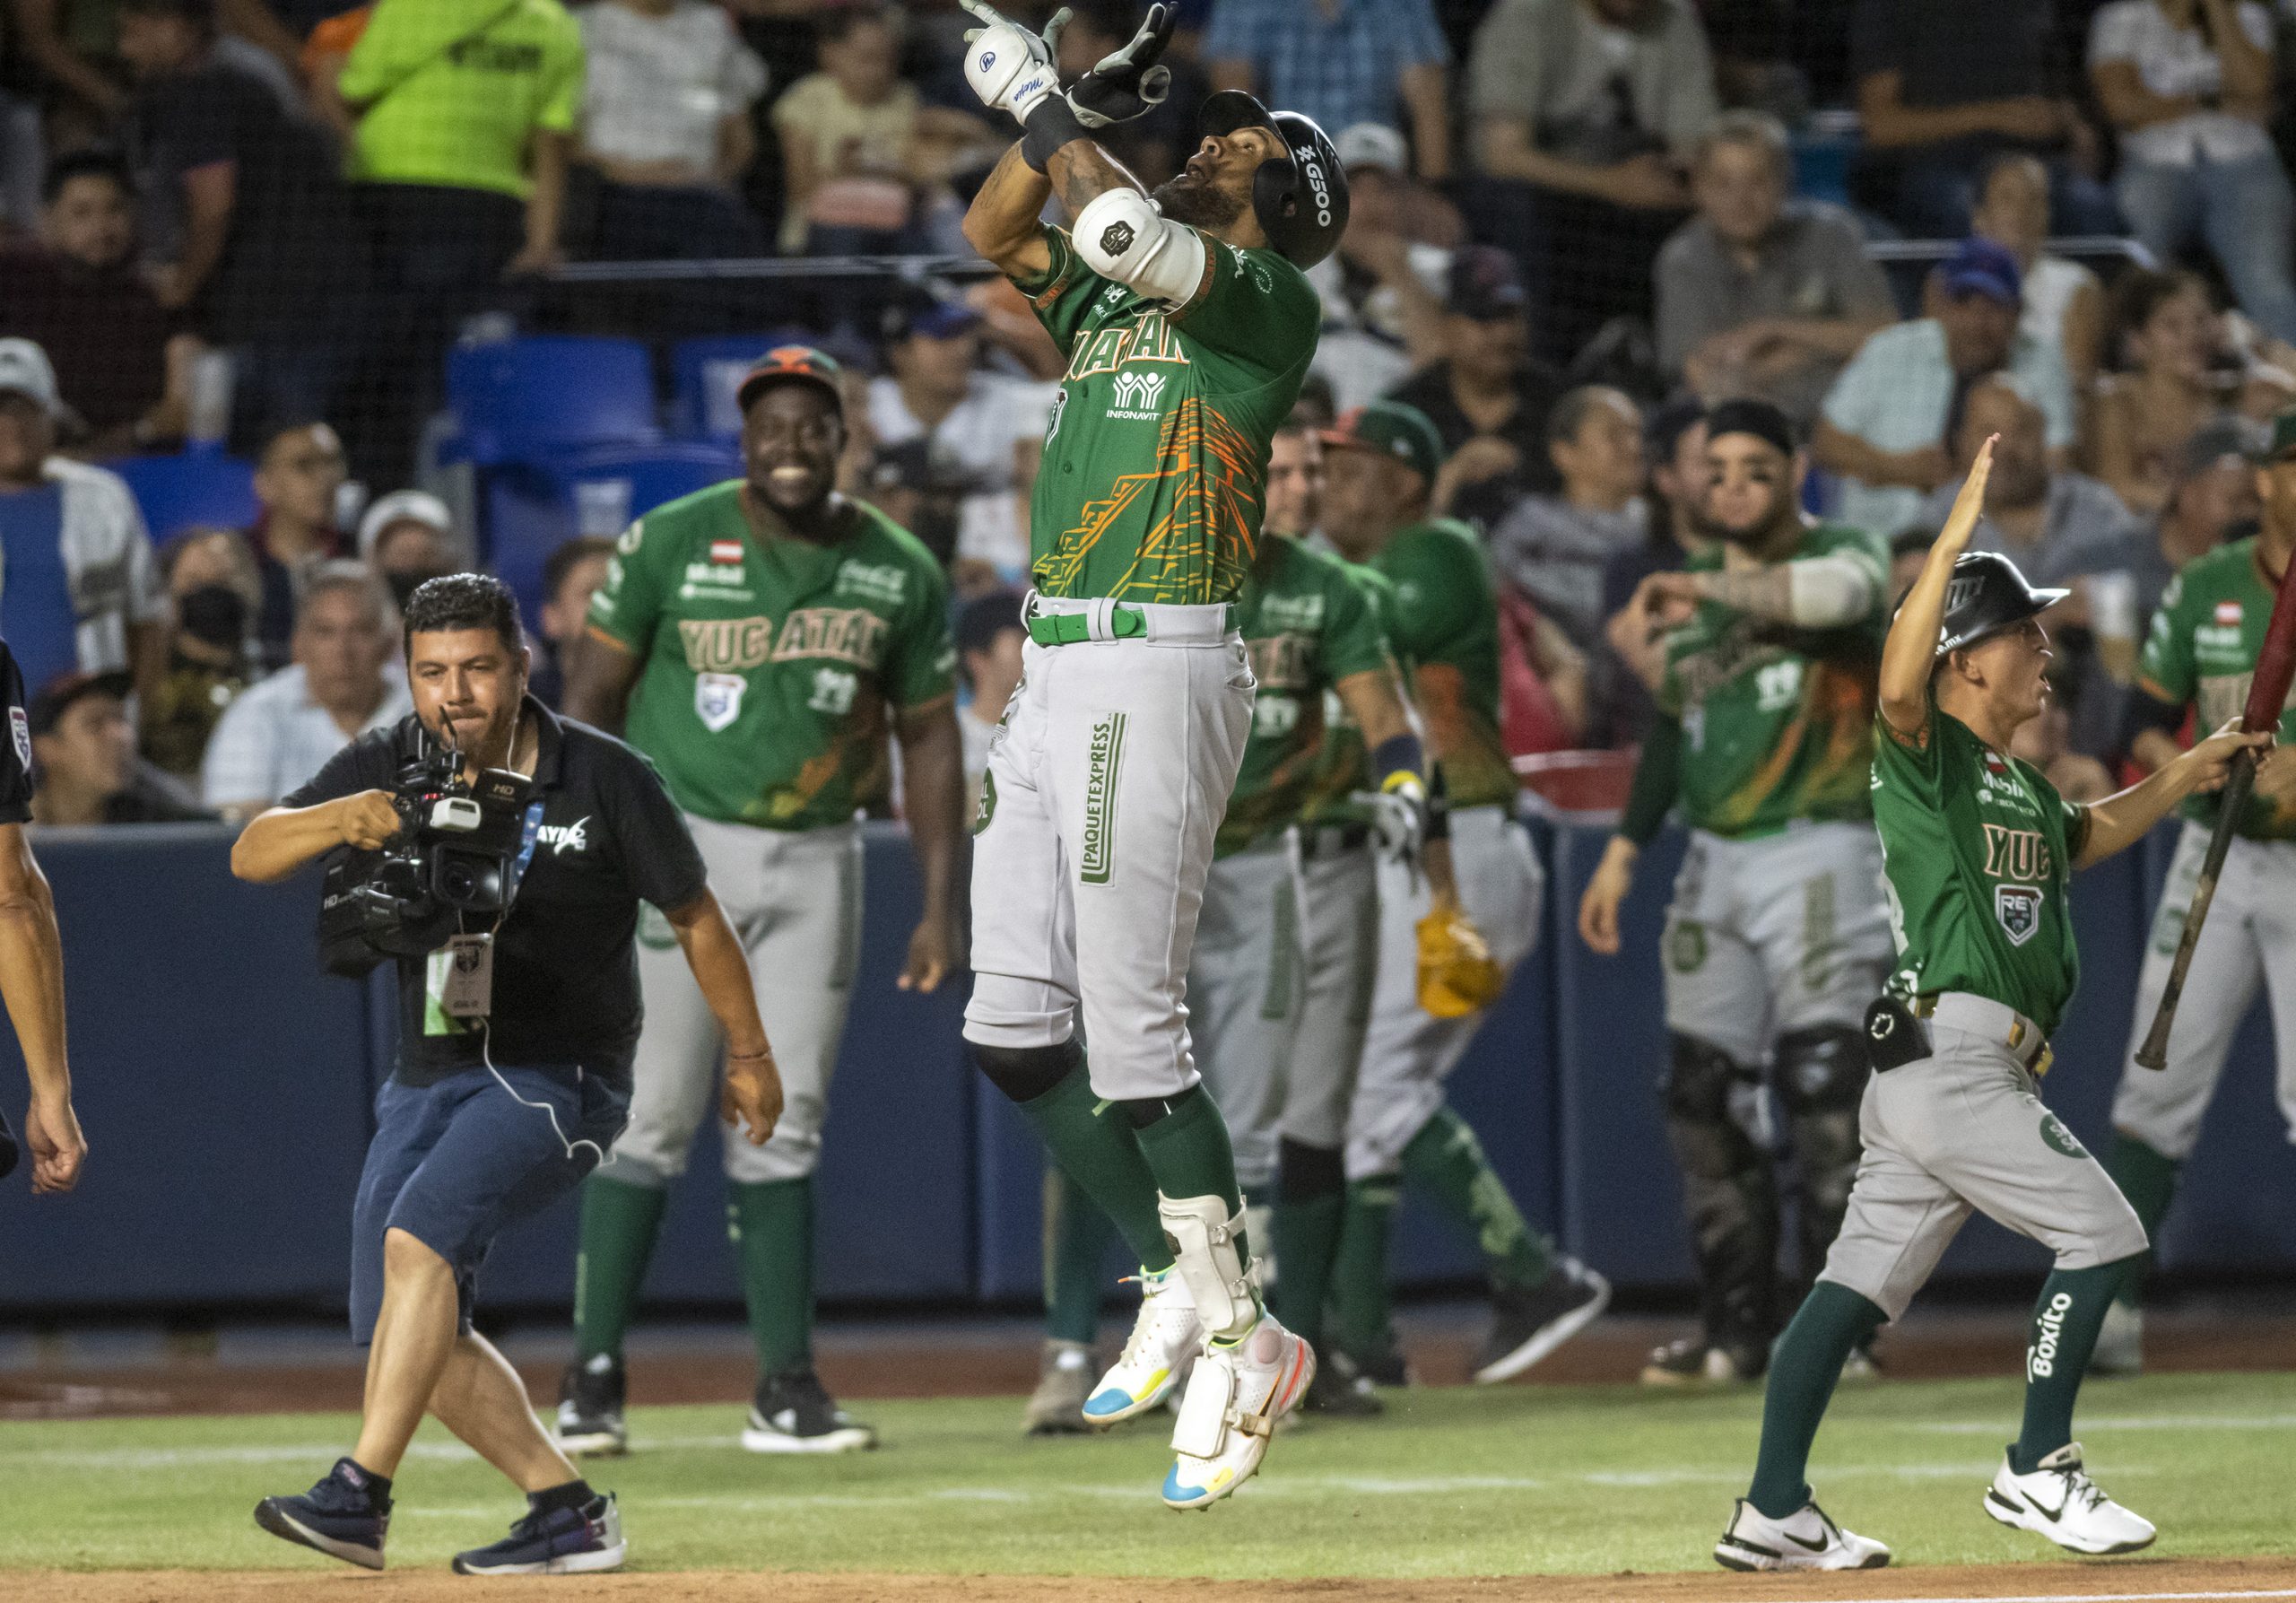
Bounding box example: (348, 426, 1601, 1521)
(1417, 901, 1503, 1018)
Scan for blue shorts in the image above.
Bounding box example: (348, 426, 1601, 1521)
(350, 1066, 629, 1346)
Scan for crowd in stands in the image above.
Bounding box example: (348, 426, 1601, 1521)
(8, 0, 2296, 820)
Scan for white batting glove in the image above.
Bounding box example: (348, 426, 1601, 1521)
(961, 0, 1065, 125)
(1353, 778, 1428, 868)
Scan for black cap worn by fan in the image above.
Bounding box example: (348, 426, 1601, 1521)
(1703, 396, 1797, 460)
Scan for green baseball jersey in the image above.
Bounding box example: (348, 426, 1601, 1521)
(1298, 558, 1393, 828)
(587, 482, 955, 831)
(1217, 536, 1391, 856)
(2137, 536, 2296, 840)
(1015, 222, 1320, 605)
(1372, 518, 1516, 809)
(1658, 524, 1889, 837)
(1872, 697, 2090, 1035)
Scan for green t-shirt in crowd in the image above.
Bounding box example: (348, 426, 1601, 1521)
(1872, 695, 2089, 1036)
(587, 482, 955, 831)
(1014, 223, 1320, 605)
(1372, 518, 1515, 809)
(1657, 523, 1888, 837)
(341, 0, 584, 198)
(1216, 536, 1391, 856)
(2136, 536, 2296, 841)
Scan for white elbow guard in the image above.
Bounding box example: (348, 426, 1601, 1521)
(1787, 556, 1879, 628)
(1073, 187, 1208, 307)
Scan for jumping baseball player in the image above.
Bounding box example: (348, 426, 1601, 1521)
(1022, 420, 1415, 1432)
(2094, 409, 2296, 1375)
(1578, 398, 1895, 1386)
(554, 345, 964, 1456)
(1715, 440, 2265, 1572)
(1318, 400, 1612, 1389)
(953, 0, 1348, 1507)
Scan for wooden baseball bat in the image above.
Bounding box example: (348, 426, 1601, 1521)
(2135, 545, 2296, 1069)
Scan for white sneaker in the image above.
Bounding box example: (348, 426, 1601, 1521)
(1082, 1266, 1200, 1426)
(1713, 1498, 1890, 1571)
(1161, 1313, 1313, 1510)
(2089, 1300, 2144, 1377)
(1984, 1443, 2156, 1555)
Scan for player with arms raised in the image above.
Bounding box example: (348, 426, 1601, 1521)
(952, 1, 1351, 1508)
(1714, 440, 2266, 1571)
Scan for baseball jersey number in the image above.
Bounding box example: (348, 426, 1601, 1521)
(808, 668, 858, 715)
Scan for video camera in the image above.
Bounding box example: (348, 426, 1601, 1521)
(317, 736, 534, 978)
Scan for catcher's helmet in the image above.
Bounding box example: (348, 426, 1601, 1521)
(1197, 91, 1349, 269)
(1933, 550, 2068, 656)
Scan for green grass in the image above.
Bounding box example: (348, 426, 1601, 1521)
(4, 1372, 2295, 1576)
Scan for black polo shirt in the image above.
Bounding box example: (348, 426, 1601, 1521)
(287, 697, 707, 1089)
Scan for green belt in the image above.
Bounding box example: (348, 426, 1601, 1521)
(1025, 603, 1233, 647)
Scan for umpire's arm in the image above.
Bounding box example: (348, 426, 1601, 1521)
(894, 698, 965, 992)
(0, 823, 81, 1193)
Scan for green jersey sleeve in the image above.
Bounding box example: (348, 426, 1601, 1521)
(586, 517, 669, 655)
(1320, 556, 1390, 684)
(1013, 226, 1116, 356)
(1873, 696, 1944, 798)
(2137, 571, 2197, 703)
(1380, 527, 1484, 664)
(886, 543, 958, 709)
(1799, 521, 1891, 593)
(1171, 237, 1321, 374)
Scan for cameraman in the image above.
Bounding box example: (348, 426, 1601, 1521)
(230, 575, 780, 1578)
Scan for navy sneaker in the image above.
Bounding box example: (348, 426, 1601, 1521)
(452, 1491, 626, 1576)
(254, 1458, 390, 1570)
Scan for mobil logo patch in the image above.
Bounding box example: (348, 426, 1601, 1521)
(709, 539, 744, 566)
(2215, 600, 2245, 626)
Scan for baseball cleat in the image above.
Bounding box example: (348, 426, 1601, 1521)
(1839, 1342, 1882, 1384)
(1161, 1314, 1314, 1510)
(253, 1458, 390, 1570)
(1329, 1337, 1412, 1390)
(1474, 1259, 1611, 1383)
(1714, 1497, 1890, 1572)
(554, 1353, 628, 1456)
(1983, 1443, 2156, 1555)
(1083, 1264, 1200, 1425)
(452, 1491, 626, 1575)
(2089, 1300, 2144, 1377)
(741, 1369, 878, 1454)
(1022, 1339, 1096, 1435)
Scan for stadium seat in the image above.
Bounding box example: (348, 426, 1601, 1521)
(104, 448, 258, 542)
(669, 330, 815, 441)
(480, 440, 739, 620)
(446, 335, 660, 466)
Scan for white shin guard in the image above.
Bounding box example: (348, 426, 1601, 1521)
(1158, 1192, 1257, 1341)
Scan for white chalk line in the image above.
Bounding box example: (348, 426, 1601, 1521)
(1790, 1592, 2296, 1603)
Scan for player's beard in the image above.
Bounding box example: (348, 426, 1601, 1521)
(1151, 174, 1248, 233)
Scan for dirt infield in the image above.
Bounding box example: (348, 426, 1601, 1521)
(8, 1301, 2296, 1422)
(21, 1558, 2296, 1602)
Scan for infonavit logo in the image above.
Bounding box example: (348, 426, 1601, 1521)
(1106, 370, 1168, 421)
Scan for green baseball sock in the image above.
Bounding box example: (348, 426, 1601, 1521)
(1016, 1059, 1172, 1272)
(2012, 1260, 2128, 1473)
(1747, 1281, 1889, 1519)
(2103, 1134, 2180, 1309)
(1400, 1105, 1553, 1291)
(1130, 1085, 1253, 1268)
(728, 1177, 815, 1377)
(1330, 1178, 1400, 1363)
(573, 1175, 669, 1363)
(1043, 1165, 1118, 1346)
(1272, 1145, 1344, 1354)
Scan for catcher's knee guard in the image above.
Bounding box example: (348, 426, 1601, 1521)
(971, 1039, 1083, 1104)
(1775, 1025, 1868, 1274)
(1662, 1032, 1778, 1346)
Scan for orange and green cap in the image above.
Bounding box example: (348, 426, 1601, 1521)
(737, 344, 844, 416)
(1323, 400, 1445, 486)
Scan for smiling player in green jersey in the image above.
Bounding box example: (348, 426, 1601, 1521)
(1578, 398, 1895, 1388)
(2095, 407, 2296, 1375)
(553, 347, 964, 1459)
(952, 1, 1353, 1507)
(1715, 440, 2266, 1573)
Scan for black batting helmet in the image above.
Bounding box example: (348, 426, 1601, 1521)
(1198, 91, 1349, 269)
(1934, 551, 2067, 656)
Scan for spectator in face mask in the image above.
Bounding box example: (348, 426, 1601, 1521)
(355, 489, 468, 612)
(144, 525, 261, 782)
